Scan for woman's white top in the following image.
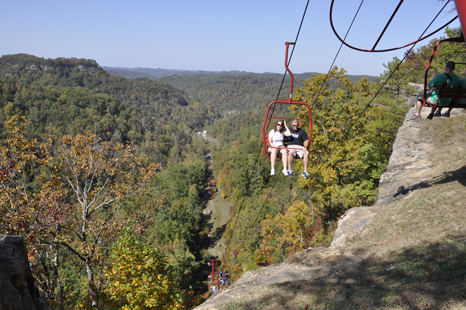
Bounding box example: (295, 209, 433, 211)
(269, 129, 284, 147)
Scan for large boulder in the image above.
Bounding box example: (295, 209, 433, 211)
(330, 207, 378, 249)
(0, 235, 49, 310)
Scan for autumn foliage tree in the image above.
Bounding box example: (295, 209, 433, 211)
(46, 130, 158, 308)
(290, 67, 373, 226)
(0, 115, 160, 308)
(104, 229, 185, 309)
(260, 201, 314, 253)
(0, 116, 73, 304)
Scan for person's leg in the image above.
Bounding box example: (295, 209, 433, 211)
(270, 148, 278, 170)
(287, 150, 294, 171)
(280, 149, 288, 175)
(270, 148, 278, 175)
(303, 148, 309, 173)
(411, 99, 424, 119)
(432, 107, 443, 117)
(415, 99, 423, 115)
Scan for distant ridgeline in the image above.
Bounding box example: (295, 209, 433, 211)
(104, 66, 379, 83)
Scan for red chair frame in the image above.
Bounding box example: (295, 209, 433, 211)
(256, 237, 271, 267)
(262, 42, 313, 158)
(422, 34, 466, 109)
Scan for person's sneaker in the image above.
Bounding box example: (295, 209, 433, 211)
(287, 169, 294, 176)
(270, 168, 275, 176)
(301, 171, 309, 179)
(442, 111, 450, 117)
(433, 111, 441, 117)
(282, 169, 288, 176)
(410, 114, 421, 120)
(426, 113, 434, 120)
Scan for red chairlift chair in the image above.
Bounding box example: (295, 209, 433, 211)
(262, 42, 313, 159)
(256, 236, 272, 267)
(422, 33, 466, 109)
(219, 253, 233, 287)
(328, 0, 466, 109)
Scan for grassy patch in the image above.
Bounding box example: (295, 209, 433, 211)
(206, 191, 232, 257)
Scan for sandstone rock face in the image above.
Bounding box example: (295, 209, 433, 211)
(330, 106, 466, 247)
(330, 207, 378, 249)
(0, 235, 49, 310)
(376, 106, 466, 206)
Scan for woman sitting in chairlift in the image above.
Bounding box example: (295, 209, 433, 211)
(268, 120, 291, 176)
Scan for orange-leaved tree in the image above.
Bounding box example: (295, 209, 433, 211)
(0, 115, 73, 304)
(44, 130, 159, 308)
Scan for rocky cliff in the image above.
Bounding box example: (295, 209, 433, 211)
(0, 235, 49, 310)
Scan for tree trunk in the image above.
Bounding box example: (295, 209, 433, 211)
(85, 259, 99, 308)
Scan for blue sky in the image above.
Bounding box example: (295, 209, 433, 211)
(0, 0, 460, 76)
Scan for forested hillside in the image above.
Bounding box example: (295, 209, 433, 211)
(0, 54, 220, 166)
(1, 26, 465, 309)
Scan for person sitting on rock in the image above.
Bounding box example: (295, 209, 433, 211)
(411, 61, 460, 120)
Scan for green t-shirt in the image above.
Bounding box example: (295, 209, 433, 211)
(459, 78, 466, 88)
(429, 73, 460, 106)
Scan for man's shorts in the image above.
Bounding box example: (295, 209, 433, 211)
(288, 145, 306, 158)
(417, 92, 435, 105)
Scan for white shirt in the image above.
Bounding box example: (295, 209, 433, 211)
(269, 129, 284, 147)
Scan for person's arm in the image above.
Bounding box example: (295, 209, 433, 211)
(268, 131, 276, 147)
(303, 139, 309, 149)
(283, 121, 291, 136)
(302, 131, 309, 148)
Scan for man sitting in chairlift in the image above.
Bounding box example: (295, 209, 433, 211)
(434, 71, 466, 118)
(411, 61, 460, 120)
(224, 270, 230, 286)
(286, 119, 309, 179)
